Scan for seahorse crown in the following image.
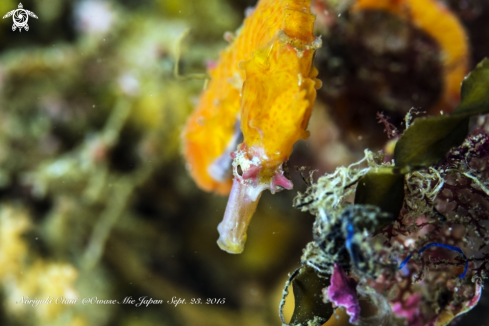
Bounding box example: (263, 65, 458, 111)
(18, 3, 23, 9)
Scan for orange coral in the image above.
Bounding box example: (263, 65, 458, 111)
(352, 0, 469, 111)
(182, 0, 321, 253)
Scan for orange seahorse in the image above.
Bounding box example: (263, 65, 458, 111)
(182, 0, 321, 253)
(351, 0, 469, 112)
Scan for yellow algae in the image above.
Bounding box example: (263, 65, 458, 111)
(14, 261, 79, 322)
(0, 206, 30, 279)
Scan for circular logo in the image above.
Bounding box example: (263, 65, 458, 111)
(13, 10, 28, 27)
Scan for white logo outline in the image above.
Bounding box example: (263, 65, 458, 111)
(3, 3, 38, 32)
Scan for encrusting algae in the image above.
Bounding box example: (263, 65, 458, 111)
(182, 0, 321, 253)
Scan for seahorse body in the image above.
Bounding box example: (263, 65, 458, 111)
(182, 0, 321, 253)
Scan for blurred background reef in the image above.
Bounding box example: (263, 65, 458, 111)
(1, 0, 489, 325)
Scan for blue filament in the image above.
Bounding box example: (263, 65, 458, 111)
(345, 223, 355, 253)
(398, 243, 468, 278)
(345, 222, 366, 270)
